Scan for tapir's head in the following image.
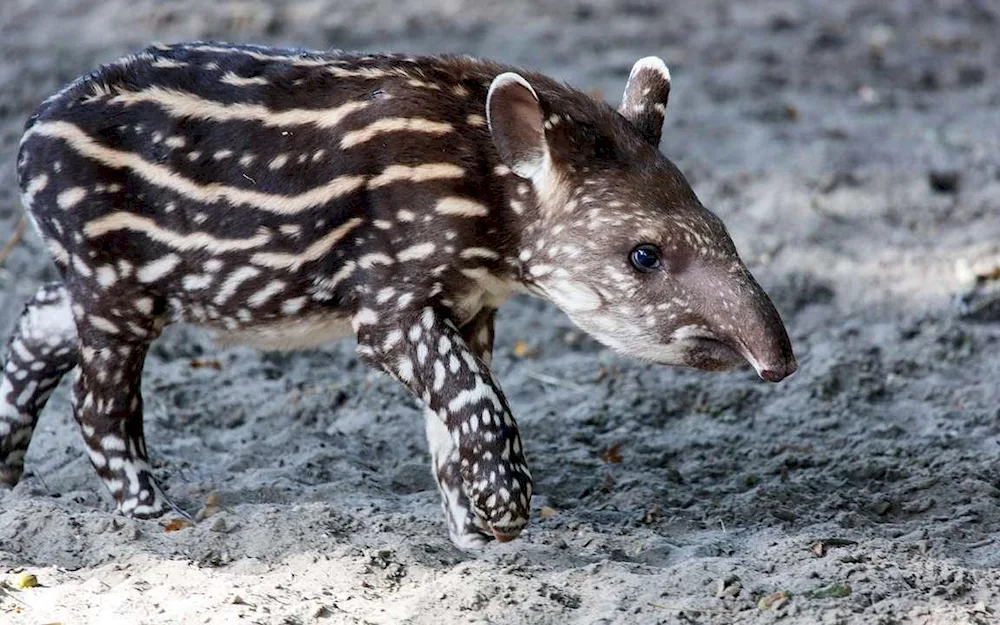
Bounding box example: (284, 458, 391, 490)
(487, 57, 796, 382)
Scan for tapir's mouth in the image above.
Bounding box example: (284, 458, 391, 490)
(680, 337, 746, 372)
(681, 336, 796, 382)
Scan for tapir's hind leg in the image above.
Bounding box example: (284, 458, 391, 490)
(0, 282, 79, 486)
(67, 287, 185, 519)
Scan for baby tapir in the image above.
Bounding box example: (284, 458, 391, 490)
(1, 42, 796, 548)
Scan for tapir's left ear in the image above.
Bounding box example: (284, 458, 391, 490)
(618, 56, 671, 147)
(487, 72, 549, 181)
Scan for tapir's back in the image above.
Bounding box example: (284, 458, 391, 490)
(15, 43, 523, 324)
(20, 42, 501, 191)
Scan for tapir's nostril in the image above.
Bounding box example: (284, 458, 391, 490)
(759, 359, 797, 383)
(760, 369, 783, 382)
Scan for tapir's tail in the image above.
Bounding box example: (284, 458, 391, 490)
(0, 282, 78, 486)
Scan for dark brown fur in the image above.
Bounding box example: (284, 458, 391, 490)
(3, 43, 795, 548)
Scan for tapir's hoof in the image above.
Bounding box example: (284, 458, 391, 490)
(0, 467, 23, 488)
(491, 525, 524, 543)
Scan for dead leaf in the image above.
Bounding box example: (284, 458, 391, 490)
(0, 215, 28, 267)
(539, 506, 558, 519)
(195, 493, 219, 521)
(162, 518, 194, 532)
(642, 505, 661, 524)
(600, 443, 624, 464)
(758, 590, 790, 610)
(512, 340, 540, 359)
(190, 358, 222, 370)
(812, 541, 826, 557)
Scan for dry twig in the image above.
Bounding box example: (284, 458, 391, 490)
(0, 216, 28, 267)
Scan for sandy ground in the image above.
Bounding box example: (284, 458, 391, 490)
(2, 0, 1000, 623)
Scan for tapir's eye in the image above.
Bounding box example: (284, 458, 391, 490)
(629, 244, 662, 273)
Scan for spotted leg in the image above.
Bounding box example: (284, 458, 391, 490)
(354, 305, 532, 546)
(70, 303, 183, 519)
(1, 283, 79, 486)
(424, 307, 500, 548)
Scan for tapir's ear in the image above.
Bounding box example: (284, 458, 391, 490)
(618, 56, 671, 147)
(487, 72, 548, 180)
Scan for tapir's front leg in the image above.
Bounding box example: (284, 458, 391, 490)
(425, 308, 500, 547)
(353, 305, 532, 545)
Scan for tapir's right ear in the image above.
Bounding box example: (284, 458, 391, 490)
(618, 56, 671, 147)
(487, 73, 549, 181)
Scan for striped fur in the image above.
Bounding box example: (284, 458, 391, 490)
(3, 42, 796, 548)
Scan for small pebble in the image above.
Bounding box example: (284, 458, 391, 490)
(957, 64, 986, 86)
(715, 575, 741, 598)
(122, 525, 141, 541)
(928, 170, 959, 193)
(768, 14, 799, 31)
(858, 85, 880, 106)
(563, 331, 581, 345)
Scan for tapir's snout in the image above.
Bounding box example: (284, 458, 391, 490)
(682, 260, 797, 383)
(721, 274, 797, 383)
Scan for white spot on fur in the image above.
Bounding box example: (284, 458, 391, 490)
(57, 187, 87, 210)
(281, 296, 307, 315)
(435, 197, 489, 218)
(137, 254, 181, 283)
(95, 265, 118, 288)
(460, 248, 499, 260)
(71, 255, 93, 277)
(214, 267, 260, 304)
(397, 242, 436, 261)
(221, 71, 269, 86)
(248, 280, 286, 307)
(382, 329, 403, 351)
(397, 357, 414, 382)
(341, 118, 452, 148)
(369, 163, 464, 188)
(182, 274, 212, 291)
(100, 435, 126, 451)
(268, 154, 289, 170)
(359, 253, 394, 268)
(353, 308, 379, 328)
(376, 287, 396, 304)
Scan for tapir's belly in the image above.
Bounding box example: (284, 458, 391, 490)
(209, 312, 354, 350)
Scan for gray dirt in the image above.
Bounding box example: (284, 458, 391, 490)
(1, 0, 1000, 623)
